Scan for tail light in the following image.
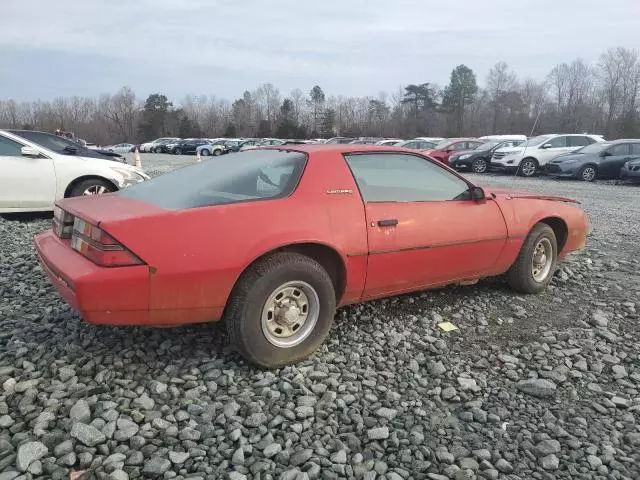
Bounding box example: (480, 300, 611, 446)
(71, 218, 144, 267)
(53, 205, 75, 238)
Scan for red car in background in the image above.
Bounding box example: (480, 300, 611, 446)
(425, 138, 486, 164)
(35, 145, 589, 368)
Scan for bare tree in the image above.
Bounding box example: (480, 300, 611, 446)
(486, 61, 517, 133)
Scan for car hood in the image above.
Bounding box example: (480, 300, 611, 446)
(487, 187, 580, 204)
(451, 149, 477, 157)
(549, 153, 587, 163)
(494, 146, 524, 154)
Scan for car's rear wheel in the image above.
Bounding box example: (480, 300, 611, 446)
(225, 252, 336, 368)
(506, 223, 558, 294)
(471, 158, 488, 173)
(200, 149, 210, 156)
(579, 165, 597, 182)
(69, 179, 116, 198)
(213, 149, 222, 156)
(518, 158, 538, 177)
(174, 148, 182, 155)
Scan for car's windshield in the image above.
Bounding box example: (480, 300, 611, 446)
(119, 150, 307, 209)
(477, 140, 501, 150)
(10, 130, 88, 154)
(574, 142, 611, 153)
(434, 140, 452, 149)
(522, 135, 554, 147)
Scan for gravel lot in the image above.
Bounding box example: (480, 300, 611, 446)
(1, 153, 639, 480)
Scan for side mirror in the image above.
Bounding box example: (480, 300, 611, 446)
(21, 146, 40, 158)
(64, 145, 78, 154)
(471, 186, 486, 203)
(541, 143, 552, 149)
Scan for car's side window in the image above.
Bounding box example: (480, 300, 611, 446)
(569, 136, 590, 147)
(0, 136, 24, 157)
(453, 142, 466, 151)
(345, 153, 471, 203)
(609, 144, 630, 156)
(631, 144, 640, 155)
(548, 136, 567, 148)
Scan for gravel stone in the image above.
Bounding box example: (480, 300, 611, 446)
(515, 378, 557, 397)
(367, 427, 389, 440)
(69, 399, 91, 424)
(16, 441, 48, 472)
(540, 454, 560, 470)
(142, 457, 171, 476)
(71, 423, 106, 447)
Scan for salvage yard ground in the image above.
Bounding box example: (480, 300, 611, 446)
(0, 153, 639, 479)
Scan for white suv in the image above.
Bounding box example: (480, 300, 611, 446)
(492, 134, 605, 177)
(0, 130, 149, 213)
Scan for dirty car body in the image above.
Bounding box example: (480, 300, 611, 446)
(34, 145, 590, 366)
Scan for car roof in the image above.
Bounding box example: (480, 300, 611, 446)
(259, 144, 438, 156)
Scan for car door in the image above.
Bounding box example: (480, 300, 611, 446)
(599, 143, 630, 178)
(537, 136, 569, 165)
(344, 152, 508, 298)
(0, 135, 56, 210)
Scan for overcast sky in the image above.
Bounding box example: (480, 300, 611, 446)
(0, 0, 637, 102)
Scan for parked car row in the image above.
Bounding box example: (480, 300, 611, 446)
(108, 131, 640, 183)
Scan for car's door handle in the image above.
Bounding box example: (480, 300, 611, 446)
(377, 219, 398, 227)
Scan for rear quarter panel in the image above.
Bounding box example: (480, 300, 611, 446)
(102, 151, 369, 317)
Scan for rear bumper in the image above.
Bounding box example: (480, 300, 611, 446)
(34, 230, 219, 326)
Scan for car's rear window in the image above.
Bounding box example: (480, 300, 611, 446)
(119, 149, 307, 209)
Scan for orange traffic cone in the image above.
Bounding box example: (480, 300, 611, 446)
(133, 147, 142, 168)
(196, 150, 201, 162)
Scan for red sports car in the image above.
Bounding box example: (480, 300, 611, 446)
(35, 145, 589, 368)
(424, 138, 486, 164)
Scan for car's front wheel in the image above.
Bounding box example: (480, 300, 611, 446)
(506, 223, 558, 294)
(200, 149, 210, 156)
(579, 165, 597, 182)
(518, 158, 538, 177)
(174, 148, 182, 155)
(225, 252, 336, 368)
(69, 179, 116, 198)
(471, 158, 488, 173)
(213, 149, 222, 156)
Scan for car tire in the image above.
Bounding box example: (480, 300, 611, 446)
(213, 149, 222, 156)
(518, 158, 538, 177)
(69, 179, 116, 197)
(471, 158, 488, 173)
(579, 164, 597, 182)
(225, 252, 336, 368)
(201, 149, 210, 156)
(506, 223, 558, 294)
(174, 148, 182, 155)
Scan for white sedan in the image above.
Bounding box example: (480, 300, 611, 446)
(106, 143, 135, 154)
(0, 130, 149, 213)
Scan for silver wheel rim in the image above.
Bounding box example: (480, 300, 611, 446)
(83, 185, 108, 196)
(214, 150, 221, 156)
(472, 159, 487, 173)
(582, 167, 596, 181)
(521, 161, 536, 176)
(531, 238, 553, 282)
(202, 150, 209, 156)
(261, 281, 319, 348)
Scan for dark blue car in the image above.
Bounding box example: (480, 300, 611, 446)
(545, 140, 640, 181)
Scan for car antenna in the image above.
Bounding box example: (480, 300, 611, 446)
(514, 107, 542, 177)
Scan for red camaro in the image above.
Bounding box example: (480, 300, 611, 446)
(35, 145, 589, 367)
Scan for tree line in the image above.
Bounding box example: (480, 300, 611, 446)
(1, 47, 639, 144)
